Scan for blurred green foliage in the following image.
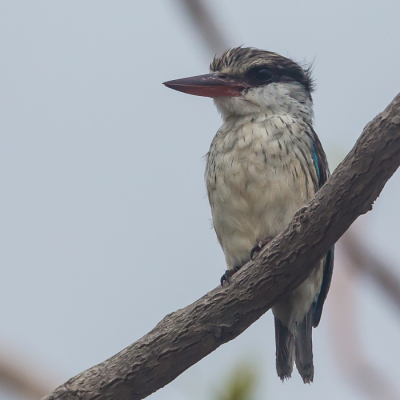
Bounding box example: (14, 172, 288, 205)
(213, 361, 259, 400)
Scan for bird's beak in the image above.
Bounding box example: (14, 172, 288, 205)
(163, 73, 248, 98)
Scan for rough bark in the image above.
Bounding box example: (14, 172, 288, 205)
(42, 93, 400, 400)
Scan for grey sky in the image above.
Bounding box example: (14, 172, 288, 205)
(1, 1, 400, 399)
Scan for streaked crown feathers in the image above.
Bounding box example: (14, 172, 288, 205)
(210, 47, 314, 93)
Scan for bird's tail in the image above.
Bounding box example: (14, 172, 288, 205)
(274, 317, 295, 380)
(275, 308, 314, 383)
(294, 308, 314, 383)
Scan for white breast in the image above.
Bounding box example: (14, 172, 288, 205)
(206, 113, 318, 269)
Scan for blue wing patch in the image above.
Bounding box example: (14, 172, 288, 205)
(311, 147, 321, 185)
(308, 129, 334, 327)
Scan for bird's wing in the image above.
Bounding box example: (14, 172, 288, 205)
(307, 126, 335, 328)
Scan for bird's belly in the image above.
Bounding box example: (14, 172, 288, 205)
(206, 116, 317, 268)
(210, 160, 310, 268)
(206, 115, 324, 331)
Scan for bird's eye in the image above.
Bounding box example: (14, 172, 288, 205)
(253, 68, 273, 83)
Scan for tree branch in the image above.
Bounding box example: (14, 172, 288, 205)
(341, 229, 400, 310)
(0, 348, 56, 399)
(177, 0, 230, 55)
(329, 241, 400, 400)
(42, 94, 400, 400)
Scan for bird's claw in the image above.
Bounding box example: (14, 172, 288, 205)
(250, 242, 262, 261)
(220, 266, 241, 286)
(250, 238, 272, 260)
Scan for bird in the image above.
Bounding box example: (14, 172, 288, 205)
(163, 47, 334, 384)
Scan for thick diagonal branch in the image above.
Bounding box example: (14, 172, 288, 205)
(42, 94, 400, 400)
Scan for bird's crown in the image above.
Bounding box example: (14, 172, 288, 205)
(210, 46, 314, 93)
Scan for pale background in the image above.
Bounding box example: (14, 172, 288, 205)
(1, 1, 400, 399)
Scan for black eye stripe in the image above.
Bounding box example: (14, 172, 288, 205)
(245, 66, 275, 85)
(243, 65, 310, 90)
(253, 68, 274, 82)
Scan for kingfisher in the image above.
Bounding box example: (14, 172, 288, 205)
(164, 47, 334, 383)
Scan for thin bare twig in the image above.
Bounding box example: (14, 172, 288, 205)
(341, 229, 400, 310)
(177, 0, 230, 55)
(0, 347, 56, 399)
(329, 241, 400, 400)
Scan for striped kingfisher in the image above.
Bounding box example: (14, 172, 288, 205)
(164, 47, 334, 383)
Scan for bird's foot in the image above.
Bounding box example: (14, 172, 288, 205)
(220, 266, 241, 287)
(250, 238, 272, 260)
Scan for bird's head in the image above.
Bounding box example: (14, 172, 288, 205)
(164, 47, 314, 121)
